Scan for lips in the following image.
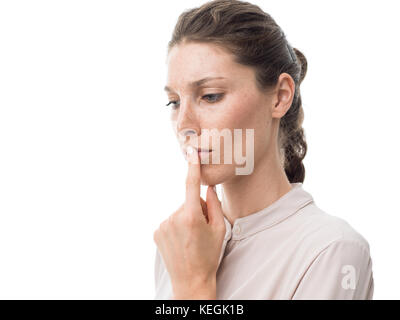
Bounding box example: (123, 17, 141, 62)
(182, 146, 213, 159)
(194, 149, 213, 161)
(183, 146, 213, 152)
(195, 148, 213, 152)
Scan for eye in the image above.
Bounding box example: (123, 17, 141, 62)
(165, 93, 224, 110)
(202, 93, 224, 103)
(165, 100, 180, 110)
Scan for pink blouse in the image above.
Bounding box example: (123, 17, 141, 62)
(154, 182, 374, 299)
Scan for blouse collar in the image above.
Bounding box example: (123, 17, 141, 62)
(222, 182, 314, 241)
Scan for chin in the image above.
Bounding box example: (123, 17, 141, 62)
(199, 163, 236, 186)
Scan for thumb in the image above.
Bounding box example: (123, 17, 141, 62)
(206, 185, 225, 227)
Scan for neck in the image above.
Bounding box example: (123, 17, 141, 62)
(220, 146, 292, 227)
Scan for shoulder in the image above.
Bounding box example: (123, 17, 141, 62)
(290, 202, 371, 259)
(290, 204, 374, 299)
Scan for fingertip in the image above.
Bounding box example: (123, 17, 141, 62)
(186, 146, 199, 164)
(207, 185, 218, 200)
(187, 145, 194, 155)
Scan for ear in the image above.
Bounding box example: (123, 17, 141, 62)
(271, 73, 295, 119)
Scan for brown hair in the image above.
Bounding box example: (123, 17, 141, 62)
(167, 0, 308, 183)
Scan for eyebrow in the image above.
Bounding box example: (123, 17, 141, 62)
(164, 76, 226, 93)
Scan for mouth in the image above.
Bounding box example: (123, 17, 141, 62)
(183, 147, 213, 159)
(196, 148, 213, 153)
(195, 149, 213, 161)
(197, 149, 213, 157)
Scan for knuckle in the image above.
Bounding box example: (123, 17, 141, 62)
(160, 220, 168, 232)
(153, 229, 159, 243)
(218, 224, 226, 234)
(168, 214, 177, 226)
(172, 207, 181, 218)
(211, 221, 226, 233)
(171, 205, 184, 222)
(182, 214, 197, 228)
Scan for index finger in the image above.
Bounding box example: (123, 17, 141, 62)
(185, 146, 201, 207)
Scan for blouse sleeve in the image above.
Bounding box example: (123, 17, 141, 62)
(292, 238, 374, 299)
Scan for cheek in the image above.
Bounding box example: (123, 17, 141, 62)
(225, 96, 270, 160)
(226, 94, 262, 128)
(201, 97, 262, 159)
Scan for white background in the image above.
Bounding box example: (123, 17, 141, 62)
(0, 0, 399, 299)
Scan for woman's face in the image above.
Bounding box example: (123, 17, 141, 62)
(165, 41, 285, 186)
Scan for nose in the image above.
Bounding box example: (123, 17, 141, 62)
(180, 128, 197, 137)
(177, 127, 199, 148)
(175, 101, 200, 142)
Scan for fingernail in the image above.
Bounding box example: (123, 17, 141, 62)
(186, 146, 198, 163)
(187, 146, 194, 155)
(213, 185, 216, 192)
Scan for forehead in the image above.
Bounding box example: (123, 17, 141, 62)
(165, 42, 239, 88)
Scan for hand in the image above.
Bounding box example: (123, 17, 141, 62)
(153, 146, 226, 299)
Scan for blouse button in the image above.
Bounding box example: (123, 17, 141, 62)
(233, 224, 241, 235)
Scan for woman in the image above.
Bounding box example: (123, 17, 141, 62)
(153, 0, 374, 299)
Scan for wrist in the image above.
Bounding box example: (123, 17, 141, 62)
(173, 277, 217, 300)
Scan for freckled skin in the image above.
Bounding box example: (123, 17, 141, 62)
(165, 40, 295, 223)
